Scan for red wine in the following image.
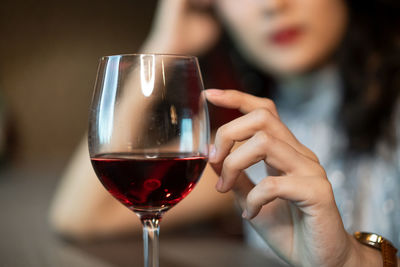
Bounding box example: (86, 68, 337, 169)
(91, 153, 207, 211)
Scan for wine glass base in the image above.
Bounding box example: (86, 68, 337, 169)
(133, 208, 166, 221)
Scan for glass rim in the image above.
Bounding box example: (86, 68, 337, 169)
(100, 53, 198, 61)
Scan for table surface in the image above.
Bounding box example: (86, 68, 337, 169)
(0, 163, 288, 267)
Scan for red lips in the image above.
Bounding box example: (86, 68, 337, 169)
(270, 27, 303, 46)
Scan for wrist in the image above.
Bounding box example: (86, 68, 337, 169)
(344, 233, 383, 267)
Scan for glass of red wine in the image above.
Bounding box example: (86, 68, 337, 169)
(88, 54, 210, 267)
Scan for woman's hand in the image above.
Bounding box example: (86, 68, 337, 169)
(205, 89, 364, 267)
(141, 0, 220, 55)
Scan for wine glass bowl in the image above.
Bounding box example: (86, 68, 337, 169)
(88, 54, 210, 266)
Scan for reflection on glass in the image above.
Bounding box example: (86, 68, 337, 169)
(140, 54, 155, 97)
(98, 55, 121, 144)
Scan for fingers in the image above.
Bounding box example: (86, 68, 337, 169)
(243, 175, 333, 219)
(211, 108, 304, 163)
(205, 89, 279, 116)
(214, 131, 321, 193)
(206, 89, 319, 163)
(205, 88, 328, 221)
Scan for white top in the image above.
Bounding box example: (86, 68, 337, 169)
(243, 65, 400, 259)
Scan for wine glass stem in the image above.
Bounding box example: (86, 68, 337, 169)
(141, 218, 160, 267)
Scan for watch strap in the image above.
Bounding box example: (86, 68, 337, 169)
(382, 239, 398, 267)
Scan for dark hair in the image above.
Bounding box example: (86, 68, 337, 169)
(201, 0, 400, 154)
(339, 0, 400, 152)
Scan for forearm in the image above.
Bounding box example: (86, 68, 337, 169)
(49, 138, 141, 240)
(49, 137, 234, 240)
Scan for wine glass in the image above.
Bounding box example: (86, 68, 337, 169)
(88, 54, 210, 267)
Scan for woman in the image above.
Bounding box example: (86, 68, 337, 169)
(50, 0, 400, 265)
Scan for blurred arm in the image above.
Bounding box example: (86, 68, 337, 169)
(48, 137, 234, 241)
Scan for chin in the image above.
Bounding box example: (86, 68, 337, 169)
(258, 52, 330, 77)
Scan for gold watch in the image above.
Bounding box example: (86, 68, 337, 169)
(354, 232, 398, 267)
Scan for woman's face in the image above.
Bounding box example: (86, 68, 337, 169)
(215, 0, 349, 77)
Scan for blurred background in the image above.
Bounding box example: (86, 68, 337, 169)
(0, 0, 157, 167)
(1, 1, 397, 266)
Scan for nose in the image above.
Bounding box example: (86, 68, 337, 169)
(261, 0, 287, 16)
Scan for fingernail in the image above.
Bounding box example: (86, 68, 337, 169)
(205, 89, 224, 96)
(209, 145, 216, 162)
(216, 176, 223, 191)
(242, 209, 248, 219)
